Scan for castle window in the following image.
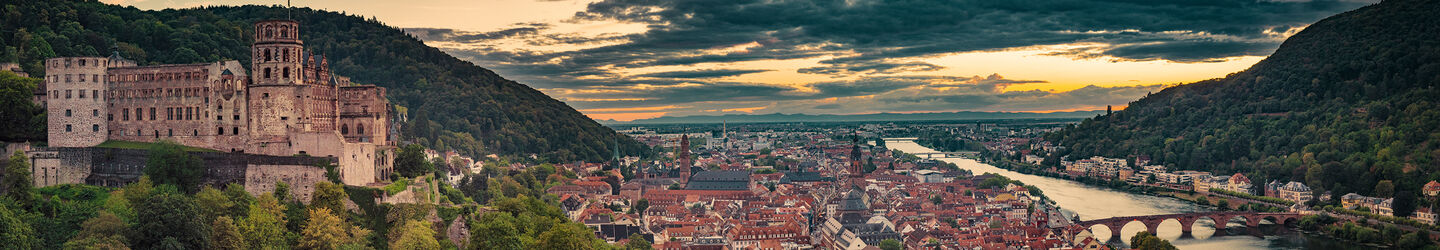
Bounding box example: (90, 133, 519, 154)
(283, 68, 290, 78)
(266, 28, 274, 38)
(93, 74, 99, 82)
(154, 130, 159, 138)
(94, 124, 100, 132)
(79, 59, 86, 66)
(218, 127, 224, 135)
(357, 124, 364, 134)
(79, 90, 85, 98)
(218, 116, 223, 121)
(193, 130, 198, 136)
(265, 49, 273, 62)
(66, 90, 72, 99)
(284, 49, 290, 62)
(122, 109, 129, 121)
(66, 125, 72, 132)
(262, 93, 269, 98)
(93, 90, 98, 100)
(150, 108, 156, 120)
(264, 68, 271, 79)
(168, 129, 173, 137)
(341, 124, 348, 134)
(65, 109, 71, 117)
(108, 114, 113, 121)
(280, 26, 289, 38)
(166, 108, 173, 120)
(235, 115, 240, 120)
(92, 109, 98, 117)
(79, 75, 85, 82)
(233, 127, 239, 135)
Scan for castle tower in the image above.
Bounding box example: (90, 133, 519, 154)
(248, 20, 307, 138)
(45, 57, 111, 147)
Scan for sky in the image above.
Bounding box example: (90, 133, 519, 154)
(107, 0, 1374, 121)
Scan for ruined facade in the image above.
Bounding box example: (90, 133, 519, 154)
(40, 19, 395, 187)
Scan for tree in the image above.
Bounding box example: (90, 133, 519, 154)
(1129, 231, 1177, 250)
(390, 220, 439, 250)
(66, 211, 130, 248)
(395, 144, 435, 178)
(879, 239, 902, 250)
(624, 234, 652, 250)
(210, 216, 247, 250)
(195, 186, 234, 221)
(536, 223, 597, 250)
(631, 199, 649, 215)
(239, 194, 289, 249)
(1216, 199, 1230, 210)
(310, 181, 349, 215)
(470, 212, 524, 250)
(0, 71, 45, 141)
(143, 141, 205, 193)
(1397, 232, 1433, 250)
(1374, 180, 1395, 198)
(0, 203, 40, 249)
(297, 207, 366, 250)
(132, 193, 210, 250)
(3, 151, 33, 207)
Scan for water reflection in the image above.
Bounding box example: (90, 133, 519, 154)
(888, 140, 1363, 250)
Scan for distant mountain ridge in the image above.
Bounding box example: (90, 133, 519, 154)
(1047, 0, 1440, 216)
(603, 110, 1105, 124)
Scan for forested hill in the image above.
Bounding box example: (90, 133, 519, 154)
(0, 0, 650, 162)
(1046, 0, 1440, 215)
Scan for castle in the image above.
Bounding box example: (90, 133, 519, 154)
(35, 19, 395, 191)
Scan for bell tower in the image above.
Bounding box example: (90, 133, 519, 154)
(248, 19, 306, 139)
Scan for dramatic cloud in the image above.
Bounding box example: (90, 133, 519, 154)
(405, 0, 1369, 120)
(634, 69, 773, 79)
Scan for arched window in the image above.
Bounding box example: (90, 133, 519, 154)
(218, 127, 225, 135)
(193, 130, 198, 136)
(265, 27, 274, 38)
(341, 124, 349, 134)
(357, 124, 364, 134)
(280, 26, 289, 38)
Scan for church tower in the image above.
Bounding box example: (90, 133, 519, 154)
(678, 135, 692, 183)
(248, 20, 306, 139)
(849, 135, 864, 178)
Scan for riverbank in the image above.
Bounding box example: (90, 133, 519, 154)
(970, 151, 1440, 248)
(888, 139, 1374, 249)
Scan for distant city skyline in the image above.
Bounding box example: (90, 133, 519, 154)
(107, 0, 1374, 121)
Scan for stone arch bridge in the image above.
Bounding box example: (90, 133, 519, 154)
(1078, 212, 1303, 240)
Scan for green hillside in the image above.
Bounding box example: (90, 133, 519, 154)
(0, 0, 650, 162)
(1047, 0, 1440, 216)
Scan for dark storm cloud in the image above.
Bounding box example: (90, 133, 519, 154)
(413, 0, 1368, 116)
(459, 0, 1363, 88)
(634, 69, 773, 79)
(405, 23, 549, 43)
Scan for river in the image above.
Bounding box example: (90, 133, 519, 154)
(888, 140, 1365, 249)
